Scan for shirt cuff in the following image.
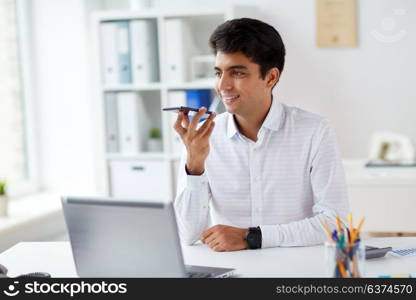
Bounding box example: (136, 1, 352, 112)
(186, 172, 208, 192)
(260, 224, 282, 248)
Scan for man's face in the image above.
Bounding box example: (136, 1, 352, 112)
(214, 51, 270, 116)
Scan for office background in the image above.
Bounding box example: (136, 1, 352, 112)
(29, 0, 416, 193)
(0, 0, 416, 252)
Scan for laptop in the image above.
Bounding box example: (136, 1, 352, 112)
(61, 196, 235, 278)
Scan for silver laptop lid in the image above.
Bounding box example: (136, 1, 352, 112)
(61, 196, 187, 278)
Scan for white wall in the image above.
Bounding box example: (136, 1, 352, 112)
(30, 0, 416, 192)
(261, 0, 416, 158)
(31, 0, 103, 194)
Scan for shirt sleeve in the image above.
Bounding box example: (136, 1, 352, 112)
(173, 150, 211, 245)
(260, 119, 350, 248)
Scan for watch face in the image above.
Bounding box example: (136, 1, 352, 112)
(247, 228, 261, 249)
(247, 235, 254, 244)
(247, 233, 259, 249)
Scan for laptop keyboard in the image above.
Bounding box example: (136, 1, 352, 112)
(187, 272, 213, 278)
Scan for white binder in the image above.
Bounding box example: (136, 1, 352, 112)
(165, 18, 197, 83)
(116, 21, 132, 84)
(117, 92, 147, 153)
(100, 22, 118, 85)
(130, 19, 159, 83)
(167, 91, 187, 154)
(104, 93, 119, 153)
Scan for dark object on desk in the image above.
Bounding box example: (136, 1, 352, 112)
(365, 246, 392, 259)
(365, 161, 416, 167)
(0, 264, 8, 278)
(16, 272, 51, 278)
(0, 263, 51, 278)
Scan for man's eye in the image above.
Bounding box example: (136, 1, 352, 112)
(233, 72, 245, 77)
(214, 71, 221, 77)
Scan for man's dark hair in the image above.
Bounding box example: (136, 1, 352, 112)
(209, 18, 286, 79)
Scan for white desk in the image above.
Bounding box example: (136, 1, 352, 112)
(0, 238, 416, 277)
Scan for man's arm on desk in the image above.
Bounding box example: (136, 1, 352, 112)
(260, 120, 350, 248)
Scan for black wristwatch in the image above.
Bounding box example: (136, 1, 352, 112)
(245, 226, 262, 249)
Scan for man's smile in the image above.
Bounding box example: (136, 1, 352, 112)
(221, 94, 240, 105)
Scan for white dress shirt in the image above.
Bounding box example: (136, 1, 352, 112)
(174, 98, 350, 248)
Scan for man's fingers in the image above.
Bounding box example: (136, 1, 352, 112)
(212, 244, 224, 252)
(208, 239, 220, 250)
(173, 112, 186, 137)
(181, 111, 190, 127)
(204, 232, 218, 245)
(189, 107, 207, 131)
(197, 112, 216, 136)
(200, 225, 217, 242)
(200, 229, 214, 243)
(200, 121, 215, 139)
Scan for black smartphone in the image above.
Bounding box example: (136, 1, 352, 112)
(162, 106, 213, 118)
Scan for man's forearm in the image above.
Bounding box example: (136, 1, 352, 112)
(260, 212, 344, 248)
(174, 165, 211, 245)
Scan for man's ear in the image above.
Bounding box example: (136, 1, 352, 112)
(266, 67, 280, 88)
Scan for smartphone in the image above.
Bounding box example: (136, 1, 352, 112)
(162, 106, 213, 118)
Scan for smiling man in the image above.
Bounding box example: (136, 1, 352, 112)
(173, 18, 349, 251)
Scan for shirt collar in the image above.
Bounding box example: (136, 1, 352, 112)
(226, 97, 284, 139)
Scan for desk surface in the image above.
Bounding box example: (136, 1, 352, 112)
(0, 238, 415, 277)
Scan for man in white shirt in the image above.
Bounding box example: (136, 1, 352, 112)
(173, 18, 349, 251)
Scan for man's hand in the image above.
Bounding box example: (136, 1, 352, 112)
(200, 225, 248, 252)
(173, 107, 216, 175)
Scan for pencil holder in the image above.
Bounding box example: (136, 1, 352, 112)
(324, 241, 366, 278)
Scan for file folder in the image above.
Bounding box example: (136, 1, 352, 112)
(186, 89, 212, 109)
(100, 22, 119, 85)
(130, 19, 159, 83)
(117, 92, 147, 153)
(104, 93, 119, 153)
(117, 21, 133, 84)
(165, 18, 197, 83)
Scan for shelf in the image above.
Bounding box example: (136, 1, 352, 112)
(103, 83, 162, 92)
(92, 10, 160, 22)
(92, 8, 227, 22)
(166, 79, 216, 90)
(106, 152, 181, 161)
(343, 159, 416, 186)
(103, 80, 217, 92)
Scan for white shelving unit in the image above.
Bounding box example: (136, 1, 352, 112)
(91, 6, 257, 201)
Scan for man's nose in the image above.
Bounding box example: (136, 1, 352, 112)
(217, 74, 233, 91)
